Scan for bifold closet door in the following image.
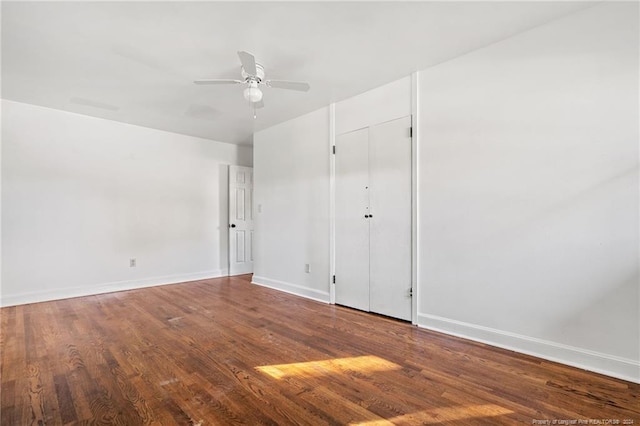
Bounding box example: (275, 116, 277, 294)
(369, 116, 412, 321)
(335, 127, 370, 312)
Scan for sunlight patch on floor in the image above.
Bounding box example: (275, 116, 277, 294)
(350, 404, 514, 425)
(255, 355, 401, 379)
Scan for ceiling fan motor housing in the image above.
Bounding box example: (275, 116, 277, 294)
(241, 63, 265, 82)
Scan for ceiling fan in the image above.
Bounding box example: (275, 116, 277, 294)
(194, 51, 310, 114)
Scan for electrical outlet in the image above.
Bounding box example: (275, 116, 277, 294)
(305, 263, 311, 273)
(130, 258, 136, 267)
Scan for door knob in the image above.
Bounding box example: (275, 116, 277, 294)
(230, 224, 236, 228)
(364, 214, 369, 218)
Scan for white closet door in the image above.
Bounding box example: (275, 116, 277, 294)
(229, 165, 254, 276)
(335, 128, 370, 312)
(369, 116, 412, 321)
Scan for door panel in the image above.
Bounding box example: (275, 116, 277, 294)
(229, 165, 253, 275)
(369, 116, 412, 321)
(236, 231, 246, 262)
(335, 128, 370, 312)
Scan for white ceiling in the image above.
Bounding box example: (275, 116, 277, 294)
(2, 1, 594, 145)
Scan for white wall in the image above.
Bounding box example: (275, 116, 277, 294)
(417, 2, 639, 382)
(252, 107, 331, 302)
(335, 77, 411, 135)
(1, 100, 252, 306)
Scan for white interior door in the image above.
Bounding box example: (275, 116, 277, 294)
(335, 128, 370, 312)
(229, 166, 253, 276)
(369, 116, 412, 321)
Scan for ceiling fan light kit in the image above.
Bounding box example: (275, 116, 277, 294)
(243, 81, 263, 103)
(195, 51, 310, 113)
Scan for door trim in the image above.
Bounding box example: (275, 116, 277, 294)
(329, 103, 337, 304)
(411, 72, 419, 326)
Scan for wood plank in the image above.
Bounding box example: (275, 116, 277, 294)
(1, 274, 638, 425)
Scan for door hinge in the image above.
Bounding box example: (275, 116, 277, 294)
(332, 275, 336, 284)
(332, 145, 336, 154)
(409, 287, 413, 297)
(409, 127, 413, 138)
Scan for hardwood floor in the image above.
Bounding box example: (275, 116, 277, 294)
(1, 274, 638, 425)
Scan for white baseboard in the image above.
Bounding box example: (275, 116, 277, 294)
(0, 270, 226, 307)
(252, 275, 331, 304)
(417, 313, 639, 384)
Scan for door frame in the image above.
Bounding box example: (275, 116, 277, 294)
(228, 165, 254, 276)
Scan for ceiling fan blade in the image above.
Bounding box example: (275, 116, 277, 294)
(255, 99, 264, 109)
(265, 80, 310, 92)
(194, 79, 243, 85)
(237, 51, 257, 76)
